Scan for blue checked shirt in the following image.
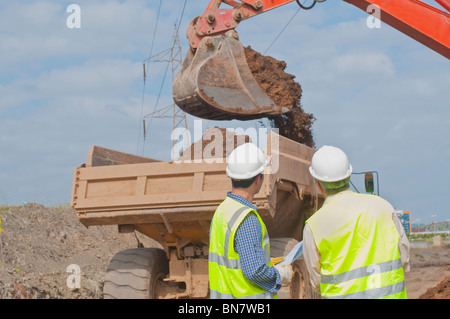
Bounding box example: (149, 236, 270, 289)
(227, 192, 281, 293)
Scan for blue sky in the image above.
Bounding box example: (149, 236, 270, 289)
(0, 0, 448, 225)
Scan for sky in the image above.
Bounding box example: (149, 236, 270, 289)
(0, 0, 448, 225)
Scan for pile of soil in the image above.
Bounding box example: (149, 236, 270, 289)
(420, 276, 450, 299)
(0, 204, 156, 299)
(244, 46, 315, 148)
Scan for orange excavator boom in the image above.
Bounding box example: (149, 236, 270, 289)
(344, 0, 450, 58)
(173, 0, 450, 121)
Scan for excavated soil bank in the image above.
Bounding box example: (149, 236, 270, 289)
(420, 275, 450, 299)
(0, 204, 156, 299)
(244, 46, 315, 148)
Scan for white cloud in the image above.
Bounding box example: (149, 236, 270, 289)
(332, 53, 395, 76)
(37, 59, 141, 97)
(1, 58, 142, 114)
(0, 0, 165, 74)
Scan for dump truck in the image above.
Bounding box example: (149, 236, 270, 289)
(71, 131, 324, 298)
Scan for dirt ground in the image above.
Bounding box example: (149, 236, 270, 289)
(406, 246, 450, 299)
(0, 204, 157, 299)
(0, 204, 448, 299)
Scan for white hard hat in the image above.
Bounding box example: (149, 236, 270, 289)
(309, 145, 352, 182)
(226, 143, 269, 180)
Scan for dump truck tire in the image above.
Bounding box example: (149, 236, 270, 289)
(290, 259, 314, 299)
(103, 248, 168, 299)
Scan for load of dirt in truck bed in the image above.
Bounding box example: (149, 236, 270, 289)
(178, 127, 251, 161)
(244, 46, 315, 148)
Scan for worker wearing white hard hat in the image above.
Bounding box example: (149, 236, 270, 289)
(209, 143, 293, 299)
(303, 145, 410, 299)
(225, 142, 269, 180)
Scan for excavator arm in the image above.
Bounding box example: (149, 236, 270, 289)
(173, 0, 450, 121)
(344, 0, 450, 58)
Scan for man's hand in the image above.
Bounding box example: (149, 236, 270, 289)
(274, 264, 294, 286)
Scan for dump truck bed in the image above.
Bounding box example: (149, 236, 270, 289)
(71, 132, 321, 246)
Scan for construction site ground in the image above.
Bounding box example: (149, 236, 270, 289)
(0, 204, 449, 299)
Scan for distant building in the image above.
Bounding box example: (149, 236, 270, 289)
(395, 210, 411, 234)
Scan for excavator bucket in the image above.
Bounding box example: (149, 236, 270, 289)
(173, 30, 291, 121)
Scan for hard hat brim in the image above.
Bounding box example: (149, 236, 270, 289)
(309, 165, 352, 182)
(226, 159, 269, 180)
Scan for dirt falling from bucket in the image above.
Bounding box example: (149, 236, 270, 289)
(244, 46, 315, 148)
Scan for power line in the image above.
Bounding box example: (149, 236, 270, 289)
(176, 0, 187, 35)
(137, 0, 163, 154)
(140, 0, 189, 156)
(263, 0, 316, 55)
(143, 53, 171, 140)
(264, 6, 301, 55)
(148, 0, 163, 68)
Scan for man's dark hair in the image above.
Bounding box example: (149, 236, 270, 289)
(231, 174, 260, 189)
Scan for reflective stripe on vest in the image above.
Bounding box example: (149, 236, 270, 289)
(321, 258, 405, 299)
(210, 289, 275, 299)
(324, 281, 405, 299)
(208, 197, 274, 299)
(306, 191, 407, 299)
(321, 258, 403, 285)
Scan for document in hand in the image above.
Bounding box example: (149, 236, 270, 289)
(278, 241, 303, 266)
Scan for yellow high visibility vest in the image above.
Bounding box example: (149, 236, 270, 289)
(306, 191, 407, 299)
(208, 196, 276, 299)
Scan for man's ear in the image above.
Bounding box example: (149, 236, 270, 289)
(316, 180, 324, 193)
(257, 174, 264, 184)
(251, 174, 261, 189)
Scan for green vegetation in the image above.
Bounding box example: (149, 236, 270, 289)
(412, 220, 450, 233)
(0, 205, 13, 214)
(409, 233, 449, 240)
(51, 203, 72, 209)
